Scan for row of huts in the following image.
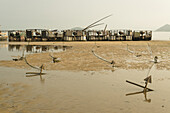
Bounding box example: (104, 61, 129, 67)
(4, 29, 152, 41)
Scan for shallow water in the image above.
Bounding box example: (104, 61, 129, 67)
(0, 44, 72, 61)
(0, 66, 170, 113)
(153, 32, 170, 41)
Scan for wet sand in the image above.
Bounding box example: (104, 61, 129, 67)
(0, 41, 170, 71)
(0, 67, 170, 113)
(0, 41, 170, 113)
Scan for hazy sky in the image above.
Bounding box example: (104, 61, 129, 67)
(1, 0, 170, 30)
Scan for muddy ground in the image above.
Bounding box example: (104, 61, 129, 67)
(0, 41, 170, 113)
(0, 41, 170, 71)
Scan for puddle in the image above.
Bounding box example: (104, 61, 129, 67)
(0, 66, 170, 113)
(0, 44, 72, 61)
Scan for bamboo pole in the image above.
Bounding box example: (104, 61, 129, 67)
(126, 80, 154, 91)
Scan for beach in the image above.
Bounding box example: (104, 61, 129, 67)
(0, 41, 170, 113)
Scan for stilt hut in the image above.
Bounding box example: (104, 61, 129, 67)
(41, 30, 49, 41)
(8, 30, 25, 41)
(139, 30, 152, 41)
(108, 30, 132, 41)
(63, 30, 74, 41)
(132, 30, 152, 41)
(125, 30, 133, 41)
(95, 30, 109, 41)
(0, 30, 8, 41)
(26, 29, 47, 41)
(132, 31, 141, 41)
(117, 30, 126, 41)
(86, 30, 98, 41)
(56, 31, 64, 41)
(108, 30, 118, 41)
(73, 30, 86, 41)
(145, 31, 152, 40)
(48, 30, 58, 41)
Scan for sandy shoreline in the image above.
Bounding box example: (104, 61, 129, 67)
(0, 41, 170, 113)
(0, 41, 170, 71)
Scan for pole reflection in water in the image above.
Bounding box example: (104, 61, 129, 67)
(26, 72, 46, 84)
(126, 90, 152, 103)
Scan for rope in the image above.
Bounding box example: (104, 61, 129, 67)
(147, 43, 153, 56)
(126, 44, 143, 57)
(91, 50, 113, 64)
(24, 56, 40, 70)
(126, 44, 135, 54)
(49, 52, 60, 63)
(147, 43, 160, 63)
(91, 44, 114, 65)
(49, 53, 55, 59)
(146, 63, 155, 77)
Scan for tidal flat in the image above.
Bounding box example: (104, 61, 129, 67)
(0, 41, 170, 113)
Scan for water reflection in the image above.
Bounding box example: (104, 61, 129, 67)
(0, 44, 72, 61)
(126, 91, 152, 103)
(8, 44, 72, 53)
(26, 72, 46, 84)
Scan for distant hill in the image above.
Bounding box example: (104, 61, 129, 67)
(155, 24, 170, 32)
(70, 27, 84, 30)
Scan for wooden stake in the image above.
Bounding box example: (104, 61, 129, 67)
(126, 80, 154, 91)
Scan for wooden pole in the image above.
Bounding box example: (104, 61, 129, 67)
(126, 80, 154, 91)
(143, 76, 151, 92)
(40, 64, 44, 74)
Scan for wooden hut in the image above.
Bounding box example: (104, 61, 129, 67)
(8, 30, 25, 41)
(108, 30, 118, 41)
(132, 30, 152, 41)
(125, 30, 133, 41)
(73, 30, 86, 41)
(26, 29, 47, 41)
(86, 30, 98, 41)
(63, 30, 74, 41)
(41, 30, 49, 41)
(145, 31, 152, 40)
(0, 31, 8, 41)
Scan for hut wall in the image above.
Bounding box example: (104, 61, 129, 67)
(48, 32, 56, 38)
(64, 36, 73, 41)
(65, 31, 73, 37)
(132, 32, 140, 41)
(88, 36, 96, 41)
(76, 31, 83, 37)
(126, 36, 132, 41)
(108, 36, 116, 41)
